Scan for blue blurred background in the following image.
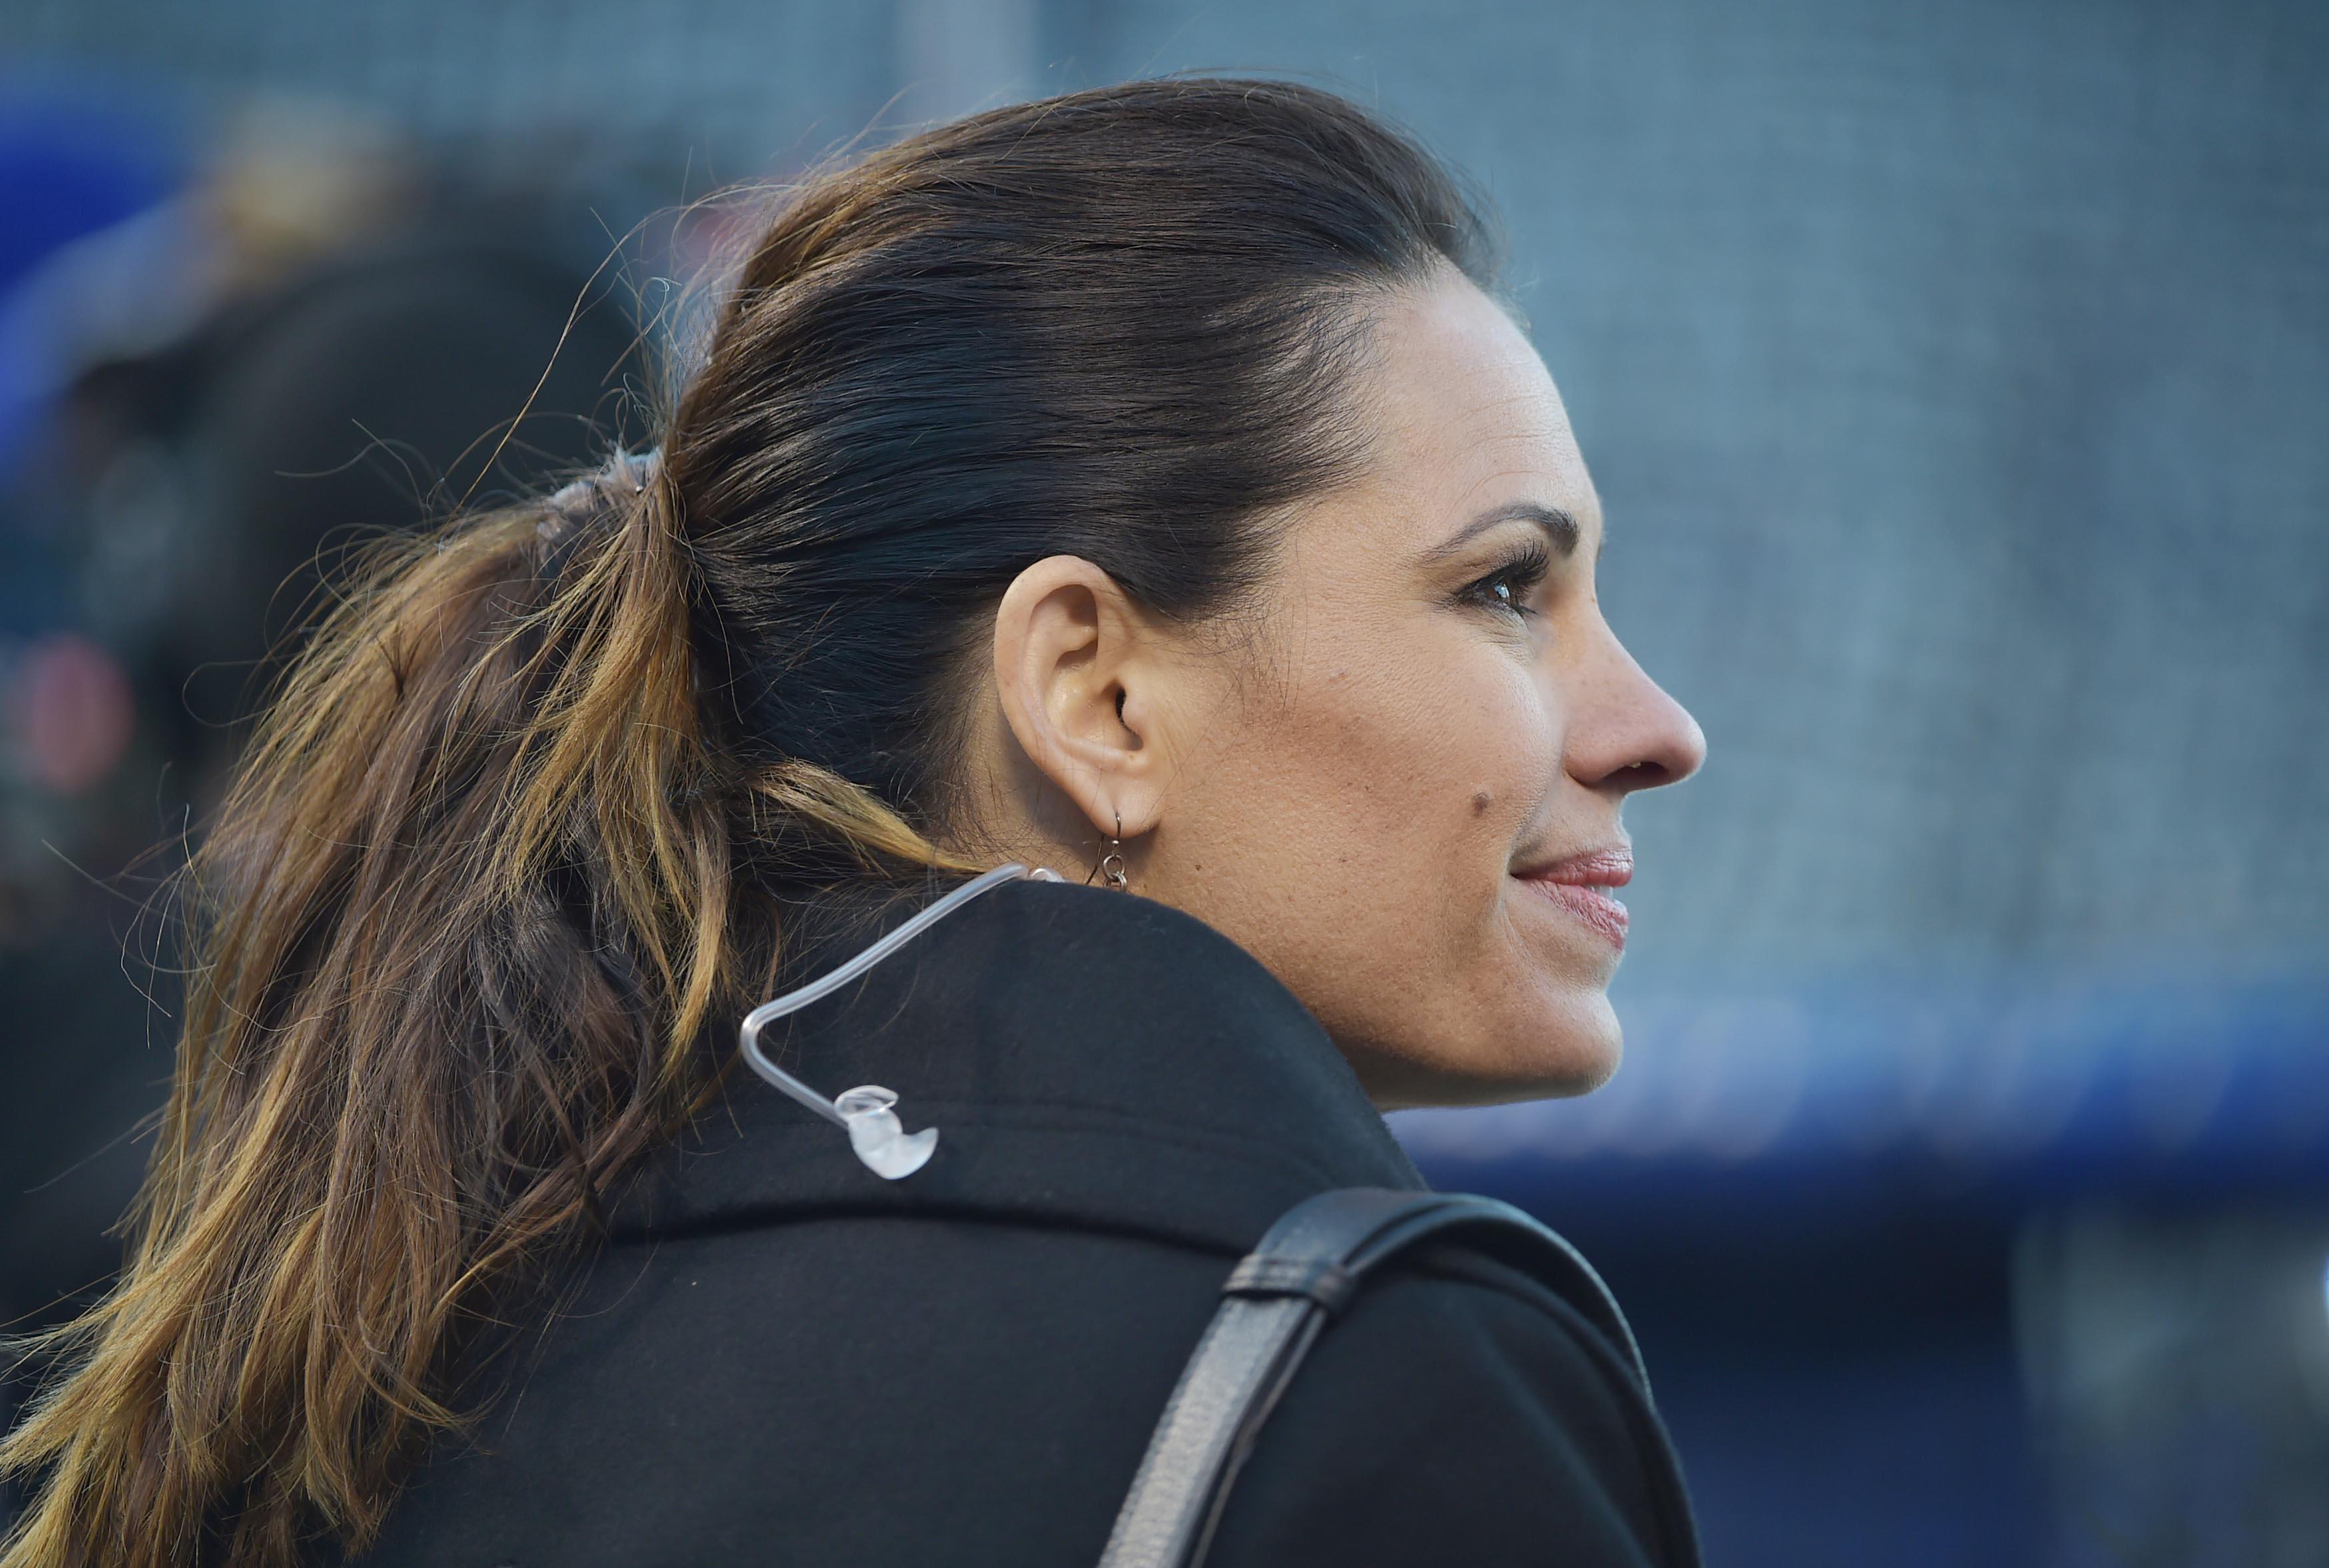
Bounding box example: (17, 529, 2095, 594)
(3, 1, 2324, 1563)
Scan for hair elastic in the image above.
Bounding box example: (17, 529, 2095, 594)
(536, 446, 661, 553)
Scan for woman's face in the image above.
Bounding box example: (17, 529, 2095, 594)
(1135, 273, 1704, 1108)
(981, 270, 1706, 1109)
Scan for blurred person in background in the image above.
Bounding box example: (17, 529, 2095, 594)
(1, 79, 1705, 1567)
(0, 85, 643, 1519)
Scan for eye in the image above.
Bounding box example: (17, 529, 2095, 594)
(1459, 541, 1552, 619)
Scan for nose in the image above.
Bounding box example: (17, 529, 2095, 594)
(1565, 627, 1706, 794)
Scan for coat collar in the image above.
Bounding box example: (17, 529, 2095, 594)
(608, 876, 1425, 1255)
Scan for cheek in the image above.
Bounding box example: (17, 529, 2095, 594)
(1238, 625, 1562, 963)
(1308, 633, 1555, 856)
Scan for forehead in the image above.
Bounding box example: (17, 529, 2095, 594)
(1351, 274, 1601, 543)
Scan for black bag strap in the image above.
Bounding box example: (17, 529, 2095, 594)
(1096, 1188, 1650, 1568)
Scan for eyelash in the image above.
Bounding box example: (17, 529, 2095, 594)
(1459, 541, 1553, 619)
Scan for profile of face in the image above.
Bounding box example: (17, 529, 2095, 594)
(972, 271, 1706, 1109)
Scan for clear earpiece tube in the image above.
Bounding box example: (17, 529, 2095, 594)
(737, 862, 1062, 1179)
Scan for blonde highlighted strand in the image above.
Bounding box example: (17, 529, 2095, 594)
(0, 457, 960, 1568)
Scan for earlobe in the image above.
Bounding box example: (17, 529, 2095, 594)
(991, 555, 1167, 840)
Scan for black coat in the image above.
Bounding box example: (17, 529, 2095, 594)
(360, 879, 1699, 1567)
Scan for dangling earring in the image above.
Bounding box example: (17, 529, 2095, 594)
(1092, 810, 1129, 890)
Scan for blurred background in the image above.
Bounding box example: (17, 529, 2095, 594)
(2, 1, 2323, 1563)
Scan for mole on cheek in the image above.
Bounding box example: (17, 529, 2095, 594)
(1471, 789, 1493, 815)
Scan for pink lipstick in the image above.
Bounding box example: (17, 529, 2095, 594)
(1513, 845, 1632, 951)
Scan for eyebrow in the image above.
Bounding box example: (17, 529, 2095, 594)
(1421, 501, 1589, 565)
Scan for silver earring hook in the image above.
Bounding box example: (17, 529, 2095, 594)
(737, 862, 1061, 1179)
(1091, 810, 1129, 890)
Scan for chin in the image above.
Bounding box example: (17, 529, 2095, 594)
(1477, 1041, 1621, 1106)
(1360, 1015, 1623, 1111)
(1472, 982, 1625, 1101)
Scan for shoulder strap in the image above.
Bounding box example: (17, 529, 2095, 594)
(1097, 1188, 1650, 1568)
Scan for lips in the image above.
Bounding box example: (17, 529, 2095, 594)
(1521, 880, 1629, 949)
(1513, 845, 1632, 951)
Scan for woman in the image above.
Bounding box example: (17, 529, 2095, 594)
(3, 79, 1706, 1567)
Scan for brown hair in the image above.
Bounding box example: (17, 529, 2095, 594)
(1, 77, 1495, 1565)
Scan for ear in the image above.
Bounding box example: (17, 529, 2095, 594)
(990, 555, 1170, 840)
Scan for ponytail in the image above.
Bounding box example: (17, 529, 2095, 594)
(0, 452, 966, 1568)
